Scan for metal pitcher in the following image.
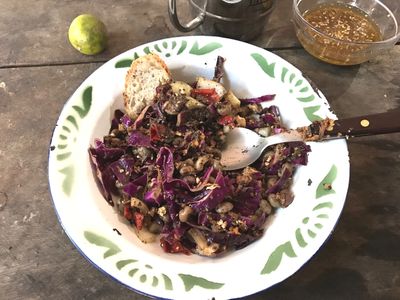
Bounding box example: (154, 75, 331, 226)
(168, 0, 276, 41)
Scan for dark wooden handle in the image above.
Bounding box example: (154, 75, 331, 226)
(326, 110, 400, 138)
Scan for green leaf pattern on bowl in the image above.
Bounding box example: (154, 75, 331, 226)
(261, 164, 338, 275)
(55, 86, 92, 196)
(316, 165, 337, 198)
(251, 53, 324, 122)
(251, 53, 276, 78)
(114, 40, 222, 68)
(84, 230, 121, 258)
(83, 230, 224, 292)
(178, 274, 224, 291)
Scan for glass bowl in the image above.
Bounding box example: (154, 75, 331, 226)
(292, 0, 400, 65)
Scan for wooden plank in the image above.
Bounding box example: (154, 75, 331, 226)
(0, 0, 182, 66)
(272, 47, 400, 118)
(1, 0, 399, 66)
(0, 0, 301, 67)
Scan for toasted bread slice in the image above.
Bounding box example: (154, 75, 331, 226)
(123, 53, 172, 119)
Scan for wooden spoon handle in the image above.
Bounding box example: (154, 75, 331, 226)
(327, 110, 400, 138)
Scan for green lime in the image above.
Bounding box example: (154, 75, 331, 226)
(68, 14, 107, 55)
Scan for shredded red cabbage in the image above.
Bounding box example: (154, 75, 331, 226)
(89, 67, 311, 257)
(240, 94, 276, 104)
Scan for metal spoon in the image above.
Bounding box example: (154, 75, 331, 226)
(220, 110, 400, 170)
(220, 128, 304, 170)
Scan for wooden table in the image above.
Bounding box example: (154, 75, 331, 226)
(1, 1, 399, 299)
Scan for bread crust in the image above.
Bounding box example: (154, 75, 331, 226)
(123, 53, 172, 119)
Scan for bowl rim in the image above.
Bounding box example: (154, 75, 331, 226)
(47, 35, 350, 299)
(292, 0, 400, 45)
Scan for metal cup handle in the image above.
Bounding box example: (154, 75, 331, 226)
(168, 0, 206, 32)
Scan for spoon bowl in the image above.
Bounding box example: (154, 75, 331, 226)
(220, 128, 303, 170)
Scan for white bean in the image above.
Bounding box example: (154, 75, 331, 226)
(216, 202, 233, 214)
(195, 155, 209, 171)
(178, 206, 193, 222)
(268, 194, 281, 208)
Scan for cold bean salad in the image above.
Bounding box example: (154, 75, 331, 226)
(89, 58, 311, 256)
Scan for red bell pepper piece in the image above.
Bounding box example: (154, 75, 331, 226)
(123, 206, 132, 220)
(192, 88, 215, 95)
(218, 115, 234, 126)
(209, 93, 220, 103)
(150, 123, 161, 142)
(192, 88, 220, 103)
(160, 237, 170, 252)
(160, 237, 191, 255)
(133, 212, 144, 230)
